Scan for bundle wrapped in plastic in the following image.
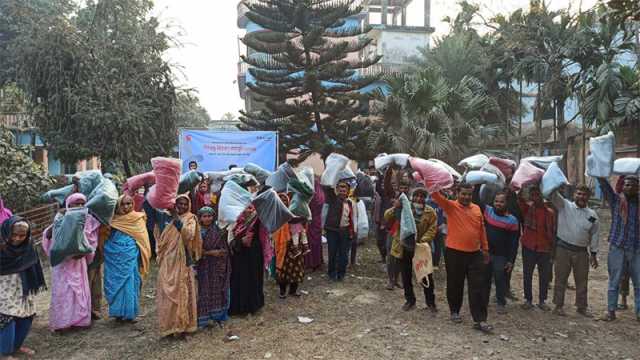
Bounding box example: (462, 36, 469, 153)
(409, 157, 454, 193)
(49, 208, 93, 267)
(224, 173, 257, 186)
(218, 180, 253, 226)
(42, 185, 74, 206)
(355, 171, 374, 198)
(586, 131, 615, 178)
(412, 171, 423, 183)
(205, 168, 245, 182)
(252, 188, 294, 233)
(288, 177, 314, 220)
(480, 163, 507, 187)
(355, 200, 369, 240)
(458, 154, 489, 169)
(320, 153, 350, 187)
(178, 170, 203, 194)
(337, 168, 356, 183)
(399, 193, 417, 250)
(266, 162, 297, 192)
(147, 157, 182, 209)
(298, 167, 315, 188)
(541, 162, 569, 198)
(489, 157, 517, 179)
(479, 183, 502, 205)
(522, 155, 563, 170)
(86, 178, 118, 225)
(75, 170, 104, 196)
(464, 170, 499, 186)
(123, 172, 155, 195)
(374, 153, 410, 171)
(244, 163, 273, 185)
(613, 158, 640, 176)
(510, 161, 545, 190)
(428, 159, 462, 179)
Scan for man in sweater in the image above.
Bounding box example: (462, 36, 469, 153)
(323, 180, 355, 282)
(432, 183, 492, 332)
(519, 186, 556, 311)
(597, 175, 639, 321)
(551, 184, 600, 317)
(482, 191, 520, 314)
(385, 188, 438, 312)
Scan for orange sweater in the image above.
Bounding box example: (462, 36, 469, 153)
(432, 192, 488, 253)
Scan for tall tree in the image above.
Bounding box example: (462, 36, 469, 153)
(4, 0, 179, 176)
(238, 0, 382, 160)
(175, 92, 212, 129)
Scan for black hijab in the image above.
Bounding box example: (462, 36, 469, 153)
(0, 216, 47, 297)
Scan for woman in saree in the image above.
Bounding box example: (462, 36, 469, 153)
(143, 194, 202, 337)
(42, 193, 100, 331)
(196, 206, 231, 328)
(304, 176, 325, 271)
(103, 195, 151, 322)
(0, 217, 46, 359)
(273, 193, 305, 299)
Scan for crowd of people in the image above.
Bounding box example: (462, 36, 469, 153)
(0, 151, 638, 359)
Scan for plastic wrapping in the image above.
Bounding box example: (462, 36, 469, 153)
(489, 157, 517, 179)
(374, 153, 410, 171)
(428, 159, 462, 179)
(299, 167, 315, 188)
(409, 157, 454, 193)
(320, 153, 350, 187)
(399, 193, 417, 250)
(218, 180, 253, 226)
(541, 162, 569, 198)
(337, 168, 355, 183)
(613, 158, 640, 175)
(252, 189, 294, 233)
(355, 200, 369, 240)
(75, 170, 104, 196)
(413, 242, 433, 285)
(224, 173, 257, 186)
(244, 163, 273, 185)
(266, 162, 297, 192)
(457, 154, 489, 169)
(480, 163, 507, 187)
(147, 157, 182, 209)
(288, 177, 314, 219)
(355, 171, 374, 198)
(205, 168, 245, 182)
(464, 170, 499, 186)
(586, 131, 615, 178)
(178, 170, 202, 194)
(510, 161, 545, 191)
(86, 178, 118, 225)
(42, 185, 74, 206)
(521, 155, 563, 170)
(49, 208, 93, 267)
(479, 183, 502, 205)
(123, 172, 155, 194)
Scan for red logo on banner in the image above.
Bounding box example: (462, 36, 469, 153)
(185, 135, 192, 142)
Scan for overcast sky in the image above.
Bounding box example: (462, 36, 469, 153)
(153, 0, 596, 120)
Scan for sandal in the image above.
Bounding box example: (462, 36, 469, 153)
(473, 322, 494, 333)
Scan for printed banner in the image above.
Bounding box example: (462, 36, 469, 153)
(179, 130, 278, 172)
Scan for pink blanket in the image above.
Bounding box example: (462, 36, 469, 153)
(489, 157, 517, 179)
(510, 161, 545, 190)
(147, 157, 182, 209)
(123, 171, 156, 195)
(409, 157, 454, 193)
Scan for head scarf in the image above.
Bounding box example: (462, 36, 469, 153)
(0, 216, 47, 297)
(66, 193, 87, 209)
(110, 195, 152, 277)
(197, 206, 215, 216)
(0, 197, 13, 225)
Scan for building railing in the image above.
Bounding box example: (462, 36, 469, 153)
(0, 113, 34, 129)
(359, 62, 406, 77)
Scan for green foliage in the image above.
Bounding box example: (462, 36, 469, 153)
(0, 128, 55, 212)
(238, 0, 382, 160)
(2, 0, 180, 171)
(175, 92, 212, 129)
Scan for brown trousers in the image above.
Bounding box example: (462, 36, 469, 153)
(553, 246, 589, 310)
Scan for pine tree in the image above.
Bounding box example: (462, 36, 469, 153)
(238, 0, 382, 160)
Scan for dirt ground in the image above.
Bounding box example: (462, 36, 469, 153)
(21, 210, 640, 360)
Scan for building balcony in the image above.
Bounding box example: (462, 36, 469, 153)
(0, 113, 34, 130)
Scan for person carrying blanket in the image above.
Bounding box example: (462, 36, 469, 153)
(104, 195, 151, 322)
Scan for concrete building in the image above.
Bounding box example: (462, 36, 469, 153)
(1, 113, 100, 176)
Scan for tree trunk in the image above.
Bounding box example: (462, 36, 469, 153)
(536, 82, 543, 156)
(122, 158, 132, 178)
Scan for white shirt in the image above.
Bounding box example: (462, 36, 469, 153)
(551, 192, 600, 253)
